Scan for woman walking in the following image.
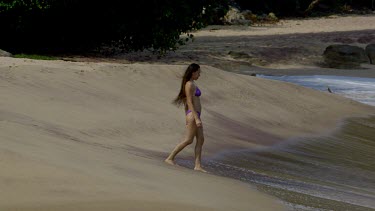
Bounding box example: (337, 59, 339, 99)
(165, 63, 206, 173)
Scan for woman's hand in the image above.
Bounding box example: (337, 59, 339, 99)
(195, 119, 202, 128)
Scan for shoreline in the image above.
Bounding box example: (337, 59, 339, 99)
(227, 65, 375, 78)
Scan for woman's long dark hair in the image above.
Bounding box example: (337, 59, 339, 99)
(173, 63, 200, 107)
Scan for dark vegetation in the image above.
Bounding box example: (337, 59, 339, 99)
(0, 0, 228, 54)
(0, 0, 373, 55)
(235, 0, 374, 17)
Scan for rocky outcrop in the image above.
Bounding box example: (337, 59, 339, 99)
(267, 13, 278, 22)
(223, 5, 278, 26)
(365, 44, 375, 64)
(223, 6, 252, 25)
(323, 45, 369, 68)
(0, 49, 12, 57)
(242, 10, 257, 22)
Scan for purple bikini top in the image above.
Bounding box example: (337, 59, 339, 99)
(195, 86, 201, 97)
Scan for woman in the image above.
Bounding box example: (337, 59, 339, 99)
(165, 63, 206, 173)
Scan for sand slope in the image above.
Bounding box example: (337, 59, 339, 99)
(1, 57, 374, 210)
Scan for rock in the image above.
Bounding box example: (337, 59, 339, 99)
(323, 45, 369, 68)
(365, 44, 375, 64)
(267, 13, 278, 22)
(242, 10, 257, 22)
(0, 49, 12, 57)
(223, 6, 251, 25)
(241, 10, 252, 18)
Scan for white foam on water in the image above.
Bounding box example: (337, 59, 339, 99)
(258, 75, 375, 106)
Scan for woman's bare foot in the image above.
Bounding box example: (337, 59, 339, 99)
(194, 166, 208, 173)
(164, 159, 179, 166)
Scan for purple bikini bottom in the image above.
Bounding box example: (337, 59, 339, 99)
(186, 110, 201, 118)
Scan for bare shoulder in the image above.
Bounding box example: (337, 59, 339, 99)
(185, 81, 196, 97)
(185, 81, 195, 89)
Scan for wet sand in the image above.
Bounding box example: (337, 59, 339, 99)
(206, 116, 375, 210)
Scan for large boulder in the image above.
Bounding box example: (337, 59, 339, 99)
(267, 13, 278, 22)
(365, 44, 375, 64)
(223, 6, 251, 25)
(241, 10, 257, 22)
(323, 45, 369, 68)
(0, 49, 12, 57)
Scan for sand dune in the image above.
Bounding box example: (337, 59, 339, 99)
(1, 57, 374, 210)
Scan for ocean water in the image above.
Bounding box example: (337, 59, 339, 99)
(204, 117, 375, 210)
(257, 75, 375, 106)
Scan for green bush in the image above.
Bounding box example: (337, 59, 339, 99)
(14, 54, 57, 60)
(0, 0, 229, 54)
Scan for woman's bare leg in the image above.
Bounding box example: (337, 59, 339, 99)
(194, 126, 206, 172)
(165, 114, 197, 165)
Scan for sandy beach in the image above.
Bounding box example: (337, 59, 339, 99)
(110, 15, 375, 78)
(1, 15, 375, 210)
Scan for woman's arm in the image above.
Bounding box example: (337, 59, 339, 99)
(185, 82, 202, 127)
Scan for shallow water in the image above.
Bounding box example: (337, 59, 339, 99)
(202, 116, 375, 210)
(257, 75, 375, 106)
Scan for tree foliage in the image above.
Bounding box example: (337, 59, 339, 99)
(0, 0, 229, 54)
(2, 0, 372, 54)
(235, 0, 374, 17)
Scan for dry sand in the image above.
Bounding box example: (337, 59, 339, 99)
(2, 15, 375, 211)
